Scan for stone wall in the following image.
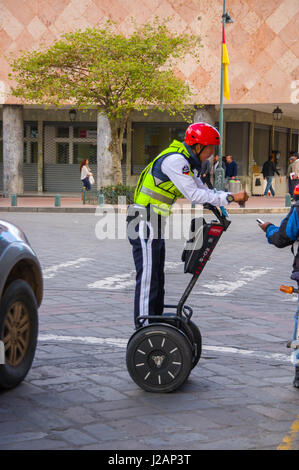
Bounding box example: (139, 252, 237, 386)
(0, 0, 298, 106)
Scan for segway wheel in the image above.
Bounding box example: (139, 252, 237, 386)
(159, 315, 202, 370)
(187, 320, 202, 369)
(126, 324, 193, 393)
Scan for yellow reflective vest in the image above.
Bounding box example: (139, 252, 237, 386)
(134, 140, 194, 217)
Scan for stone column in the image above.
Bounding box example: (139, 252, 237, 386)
(270, 125, 274, 153)
(97, 111, 113, 189)
(3, 105, 24, 194)
(194, 105, 216, 125)
(248, 122, 255, 195)
(37, 119, 43, 193)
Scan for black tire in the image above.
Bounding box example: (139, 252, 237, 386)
(158, 315, 202, 369)
(187, 320, 202, 369)
(126, 324, 193, 393)
(0, 280, 38, 390)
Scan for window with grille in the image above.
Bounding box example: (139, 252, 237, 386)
(56, 143, 69, 164)
(0, 122, 38, 164)
(24, 124, 38, 163)
(44, 124, 97, 164)
(131, 122, 187, 175)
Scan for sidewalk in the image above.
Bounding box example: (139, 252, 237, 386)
(0, 193, 291, 213)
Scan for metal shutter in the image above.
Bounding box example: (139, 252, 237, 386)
(44, 164, 97, 192)
(24, 164, 38, 191)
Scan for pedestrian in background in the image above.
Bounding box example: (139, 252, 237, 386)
(80, 158, 93, 191)
(200, 157, 213, 189)
(262, 155, 280, 197)
(287, 153, 298, 197)
(225, 154, 238, 190)
(291, 153, 299, 195)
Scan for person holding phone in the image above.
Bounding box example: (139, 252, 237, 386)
(258, 184, 299, 387)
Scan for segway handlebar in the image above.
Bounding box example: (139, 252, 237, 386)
(203, 203, 231, 231)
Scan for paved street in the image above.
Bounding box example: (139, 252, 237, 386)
(1, 210, 299, 450)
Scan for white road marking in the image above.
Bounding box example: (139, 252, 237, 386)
(38, 333, 291, 363)
(39, 334, 127, 348)
(43, 258, 94, 279)
(203, 345, 290, 363)
(87, 262, 181, 290)
(201, 266, 272, 296)
(88, 272, 136, 289)
(281, 295, 298, 302)
(87, 264, 271, 295)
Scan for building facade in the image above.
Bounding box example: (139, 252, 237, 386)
(0, 0, 299, 194)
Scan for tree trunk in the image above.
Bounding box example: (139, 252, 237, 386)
(97, 112, 125, 187)
(97, 112, 114, 188)
(109, 119, 123, 185)
(3, 105, 24, 195)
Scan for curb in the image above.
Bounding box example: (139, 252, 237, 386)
(0, 207, 96, 213)
(0, 206, 291, 214)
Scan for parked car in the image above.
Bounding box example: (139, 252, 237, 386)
(0, 220, 43, 389)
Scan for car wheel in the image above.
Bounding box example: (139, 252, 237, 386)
(0, 280, 38, 390)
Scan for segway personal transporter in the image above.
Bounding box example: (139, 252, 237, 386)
(126, 203, 231, 392)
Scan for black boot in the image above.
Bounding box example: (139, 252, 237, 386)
(293, 367, 299, 388)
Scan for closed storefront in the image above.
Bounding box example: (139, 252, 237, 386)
(43, 122, 97, 192)
(1, 107, 299, 194)
(274, 126, 289, 175)
(225, 122, 249, 176)
(253, 124, 271, 172)
(292, 130, 299, 153)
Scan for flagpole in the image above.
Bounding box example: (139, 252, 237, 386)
(214, 0, 226, 191)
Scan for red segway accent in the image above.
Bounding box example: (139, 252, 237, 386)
(208, 225, 224, 237)
(182, 219, 226, 275)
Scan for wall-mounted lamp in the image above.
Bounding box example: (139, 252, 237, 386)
(273, 106, 283, 121)
(69, 109, 77, 121)
(222, 11, 234, 23)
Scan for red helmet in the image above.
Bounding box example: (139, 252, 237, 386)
(185, 122, 220, 146)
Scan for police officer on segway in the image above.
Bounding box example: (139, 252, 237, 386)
(127, 122, 249, 326)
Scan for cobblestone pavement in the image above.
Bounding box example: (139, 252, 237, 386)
(1, 211, 299, 450)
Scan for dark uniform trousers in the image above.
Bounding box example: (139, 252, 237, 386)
(127, 206, 166, 326)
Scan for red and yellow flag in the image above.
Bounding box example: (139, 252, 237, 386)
(222, 24, 230, 100)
